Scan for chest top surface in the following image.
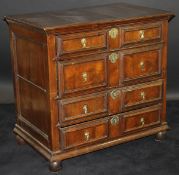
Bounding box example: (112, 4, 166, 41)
(5, 3, 174, 31)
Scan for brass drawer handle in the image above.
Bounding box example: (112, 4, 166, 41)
(139, 30, 145, 39)
(84, 131, 90, 141)
(83, 104, 88, 114)
(110, 89, 120, 100)
(81, 38, 87, 48)
(140, 117, 145, 127)
(139, 61, 145, 71)
(109, 53, 119, 63)
(110, 115, 119, 125)
(82, 72, 87, 82)
(140, 91, 146, 101)
(109, 28, 118, 39)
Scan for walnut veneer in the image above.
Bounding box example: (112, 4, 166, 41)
(4, 3, 174, 172)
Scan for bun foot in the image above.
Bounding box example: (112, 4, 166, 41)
(16, 135, 26, 145)
(155, 131, 166, 142)
(49, 161, 62, 172)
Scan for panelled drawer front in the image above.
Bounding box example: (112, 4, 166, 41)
(56, 31, 106, 55)
(58, 55, 107, 95)
(59, 92, 107, 123)
(60, 118, 108, 149)
(122, 46, 162, 82)
(123, 105, 161, 133)
(121, 23, 162, 47)
(123, 80, 162, 108)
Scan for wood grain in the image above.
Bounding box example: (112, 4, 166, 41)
(5, 3, 174, 172)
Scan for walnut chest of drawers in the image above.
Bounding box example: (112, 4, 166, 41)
(5, 3, 174, 172)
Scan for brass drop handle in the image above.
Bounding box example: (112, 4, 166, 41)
(83, 104, 88, 114)
(110, 89, 120, 100)
(139, 30, 145, 40)
(109, 28, 118, 39)
(110, 115, 119, 125)
(140, 91, 146, 101)
(84, 131, 90, 141)
(109, 53, 119, 63)
(81, 38, 87, 48)
(140, 61, 145, 71)
(140, 117, 145, 127)
(82, 72, 88, 82)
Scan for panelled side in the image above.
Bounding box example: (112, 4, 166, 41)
(8, 22, 52, 150)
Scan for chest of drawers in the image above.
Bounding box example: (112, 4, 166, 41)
(5, 3, 174, 172)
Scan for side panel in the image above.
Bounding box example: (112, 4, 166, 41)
(9, 23, 51, 148)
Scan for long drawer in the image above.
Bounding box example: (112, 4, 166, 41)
(58, 80, 162, 126)
(58, 45, 162, 96)
(56, 22, 162, 56)
(59, 104, 162, 150)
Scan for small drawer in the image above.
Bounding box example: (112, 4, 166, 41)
(59, 92, 107, 124)
(122, 45, 162, 82)
(56, 31, 107, 55)
(60, 118, 108, 149)
(123, 80, 162, 108)
(121, 22, 162, 47)
(58, 55, 107, 95)
(123, 105, 161, 133)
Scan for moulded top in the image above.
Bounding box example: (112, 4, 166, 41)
(5, 3, 175, 31)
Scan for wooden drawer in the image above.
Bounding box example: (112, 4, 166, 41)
(122, 45, 162, 82)
(58, 55, 107, 96)
(123, 80, 162, 108)
(60, 118, 108, 149)
(56, 31, 107, 55)
(59, 92, 107, 124)
(121, 22, 162, 47)
(123, 105, 161, 133)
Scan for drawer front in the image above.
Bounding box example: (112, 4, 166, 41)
(59, 92, 107, 123)
(122, 46, 161, 82)
(121, 23, 162, 47)
(57, 31, 106, 55)
(58, 55, 107, 95)
(123, 105, 161, 133)
(123, 80, 162, 108)
(60, 118, 108, 149)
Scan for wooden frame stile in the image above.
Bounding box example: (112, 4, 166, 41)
(161, 20, 169, 125)
(45, 32, 61, 154)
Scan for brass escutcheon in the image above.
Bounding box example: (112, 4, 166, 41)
(140, 117, 145, 127)
(110, 115, 119, 125)
(140, 61, 145, 71)
(81, 38, 87, 48)
(84, 131, 90, 141)
(139, 30, 145, 39)
(109, 53, 119, 63)
(109, 28, 118, 39)
(83, 104, 88, 114)
(110, 89, 120, 100)
(140, 91, 146, 100)
(82, 72, 88, 82)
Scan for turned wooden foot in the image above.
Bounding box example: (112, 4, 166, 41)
(49, 161, 62, 172)
(155, 131, 166, 142)
(16, 135, 26, 145)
